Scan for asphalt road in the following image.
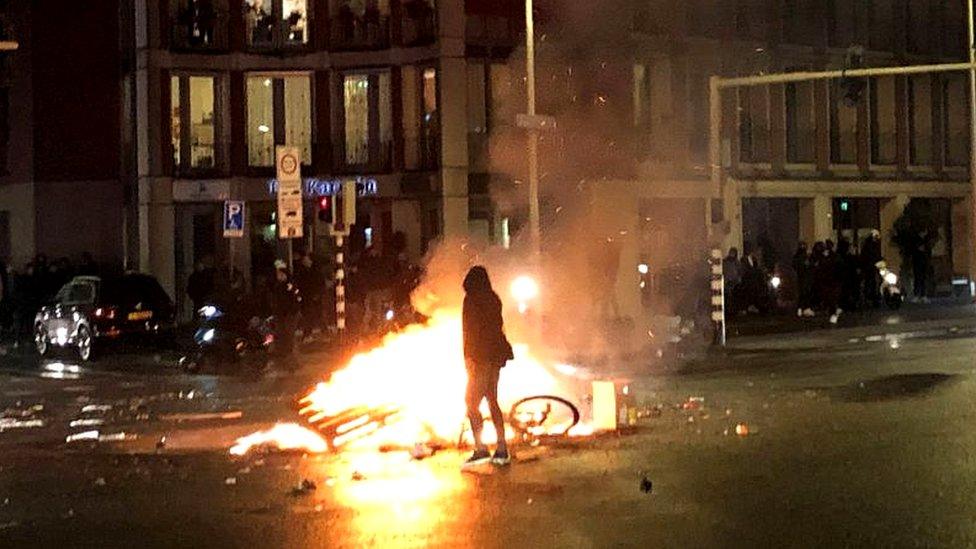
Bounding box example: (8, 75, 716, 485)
(2, 313, 976, 547)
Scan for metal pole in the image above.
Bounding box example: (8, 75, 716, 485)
(708, 76, 722, 226)
(526, 0, 540, 257)
(287, 240, 294, 274)
(967, 0, 976, 291)
(717, 62, 976, 89)
(708, 77, 726, 346)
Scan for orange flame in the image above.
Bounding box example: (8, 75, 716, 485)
(230, 308, 590, 456)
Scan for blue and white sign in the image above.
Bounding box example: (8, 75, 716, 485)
(223, 200, 245, 238)
(266, 176, 379, 199)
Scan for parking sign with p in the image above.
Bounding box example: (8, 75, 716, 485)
(223, 200, 245, 238)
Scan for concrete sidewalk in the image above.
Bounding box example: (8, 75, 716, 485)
(726, 303, 976, 352)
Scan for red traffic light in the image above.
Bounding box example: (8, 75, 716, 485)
(317, 196, 334, 223)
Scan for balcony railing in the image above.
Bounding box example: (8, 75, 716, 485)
(330, 15, 390, 50)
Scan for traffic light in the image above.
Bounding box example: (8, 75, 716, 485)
(317, 195, 333, 223)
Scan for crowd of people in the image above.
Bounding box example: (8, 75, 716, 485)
(0, 253, 102, 341)
(189, 235, 421, 356)
(723, 231, 930, 324)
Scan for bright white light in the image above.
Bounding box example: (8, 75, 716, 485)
(202, 329, 215, 343)
(554, 363, 578, 376)
(770, 276, 782, 289)
(263, 78, 272, 87)
(258, 124, 270, 134)
(637, 263, 649, 275)
(45, 362, 81, 374)
(56, 328, 68, 346)
(385, 309, 395, 322)
(884, 272, 898, 285)
(510, 275, 540, 304)
(199, 305, 219, 319)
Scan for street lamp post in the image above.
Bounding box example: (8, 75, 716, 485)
(525, 0, 540, 257)
(967, 0, 976, 291)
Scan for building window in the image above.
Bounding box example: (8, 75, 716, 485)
(246, 74, 312, 167)
(869, 0, 894, 51)
(467, 61, 488, 173)
(828, 0, 860, 48)
(829, 81, 857, 165)
(632, 63, 649, 128)
(943, 74, 969, 167)
(688, 70, 708, 162)
(870, 77, 896, 165)
(735, 0, 766, 41)
(171, 75, 221, 172)
(401, 0, 436, 46)
(342, 71, 392, 170)
(403, 65, 441, 170)
(906, 0, 932, 54)
(786, 82, 815, 164)
(331, 0, 391, 50)
(0, 87, 8, 174)
(420, 68, 439, 168)
(244, 0, 307, 48)
(909, 75, 933, 166)
(172, 0, 225, 49)
(783, 0, 819, 46)
(739, 86, 769, 163)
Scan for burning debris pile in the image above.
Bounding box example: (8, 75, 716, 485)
(230, 307, 594, 456)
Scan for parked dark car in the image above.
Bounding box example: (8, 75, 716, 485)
(33, 274, 175, 361)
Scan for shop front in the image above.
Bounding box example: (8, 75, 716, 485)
(170, 174, 424, 319)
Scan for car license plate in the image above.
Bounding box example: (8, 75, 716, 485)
(127, 311, 153, 321)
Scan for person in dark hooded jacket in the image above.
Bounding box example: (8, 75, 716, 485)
(461, 266, 514, 468)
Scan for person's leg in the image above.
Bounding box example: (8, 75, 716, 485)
(465, 369, 488, 453)
(483, 367, 508, 457)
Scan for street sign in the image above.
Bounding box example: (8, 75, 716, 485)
(276, 146, 302, 183)
(276, 146, 304, 239)
(223, 200, 245, 238)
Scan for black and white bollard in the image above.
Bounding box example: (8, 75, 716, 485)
(334, 235, 346, 334)
(709, 248, 726, 346)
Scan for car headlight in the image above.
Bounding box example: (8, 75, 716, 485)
(199, 306, 220, 319)
(884, 272, 898, 285)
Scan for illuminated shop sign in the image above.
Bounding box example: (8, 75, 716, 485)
(267, 176, 378, 198)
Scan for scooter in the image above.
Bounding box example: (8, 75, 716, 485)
(876, 261, 904, 310)
(180, 304, 276, 374)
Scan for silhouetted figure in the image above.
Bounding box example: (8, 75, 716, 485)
(461, 266, 513, 469)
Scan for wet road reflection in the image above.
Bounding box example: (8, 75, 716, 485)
(311, 451, 469, 545)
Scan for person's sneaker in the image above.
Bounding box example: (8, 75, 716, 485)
(491, 449, 512, 466)
(802, 308, 815, 317)
(461, 449, 491, 470)
(796, 308, 803, 317)
(829, 313, 839, 325)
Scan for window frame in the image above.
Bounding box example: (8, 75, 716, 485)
(418, 64, 440, 170)
(338, 68, 394, 173)
(170, 0, 229, 51)
(245, 72, 315, 171)
(170, 72, 226, 177)
(243, 0, 312, 51)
